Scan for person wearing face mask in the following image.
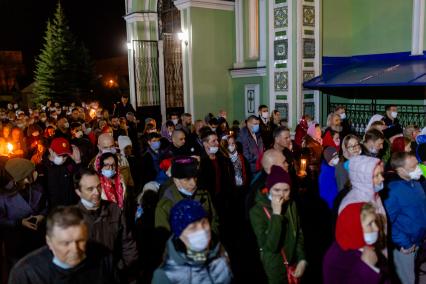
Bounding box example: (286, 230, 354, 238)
(319, 147, 340, 210)
(237, 115, 264, 175)
(45, 137, 79, 209)
(153, 199, 232, 284)
(323, 202, 388, 284)
(338, 155, 388, 256)
(8, 206, 120, 284)
(250, 165, 307, 284)
(54, 117, 71, 140)
(362, 129, 385, 159)
(334, 106, 352, 138)
(74, 169, 138, 280)
(382, 105, 403, 140)
(0, 158, 47, 275)
(140, 133, 162, 188)
(155, 156, 219, 236)
(70, 122, 94, 168)
(96, 152, 126, 209)
(383, 152, 426, 284)
(302, 123, 323, 177)
(257, 105, 273, 149)
(90, 133, 134, 188)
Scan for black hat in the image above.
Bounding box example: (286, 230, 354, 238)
(171, 156, 198, 178)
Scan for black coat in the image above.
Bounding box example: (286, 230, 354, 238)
(8, 243, 119, 284)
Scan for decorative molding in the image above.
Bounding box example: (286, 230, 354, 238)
(234, 0, 244, 68)
(230, 67, 267, 78)
(124, 12, 157, 23)
(248, 0, 259, 59)
(174, 0, 235, 11)
(244, 84, 260, 118)
(258, 0, 266, 66)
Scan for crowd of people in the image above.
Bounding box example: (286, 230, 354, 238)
(0, 95, 426, 284)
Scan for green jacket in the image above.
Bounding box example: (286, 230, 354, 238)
(155, 183, 219, 235)
(249, 190, 305, 284)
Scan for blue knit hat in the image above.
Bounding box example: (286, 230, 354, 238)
(170, 199, 207, 237)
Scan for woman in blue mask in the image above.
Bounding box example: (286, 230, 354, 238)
(97, 152, 126, 209)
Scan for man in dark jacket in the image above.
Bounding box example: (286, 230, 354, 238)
(237, 115, 264, 175)
(74, 169, 139, 278)
(382, 104, 403, 139)
(8, 206, 119, 284)
(114, 94, 136, 118)
(70, 122, 94, 168)
(258, 105, 272, 148)
(45, 137, 79, 209)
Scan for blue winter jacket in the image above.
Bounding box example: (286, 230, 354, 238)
(319, 160, 338, 210)
(384, 178, 426, 249)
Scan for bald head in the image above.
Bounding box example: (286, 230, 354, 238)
(172, 129, 186, 148)
(98, 133, 115, 151)
(261, 149, 286, 174)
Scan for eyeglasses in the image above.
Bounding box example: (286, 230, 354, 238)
(347, 143, 360, 151)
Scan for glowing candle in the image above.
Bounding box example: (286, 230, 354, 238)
(7, 143, 13, 153)
(298, 158, 307, 177)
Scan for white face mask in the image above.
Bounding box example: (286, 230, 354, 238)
(228, 145, 236, 153)
(339, 113, 346, 120)
(363, 231, 378, 245)
(407, 165, 423, 180)
(186, 229, 210, 252)
(102, 147, 117, 155)
(63, 122, 69, 129)
(391, 111, 398, 119)
(75, 131, 83, 139)
(80, 198, 99, 210)
(208, 146, 219, 154)
(331, 157, 339, 166)
(172, 119, 178, 125)
(261, 112, 269, 119)
(53, 155, 66, 165)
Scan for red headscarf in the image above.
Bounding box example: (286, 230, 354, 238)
(336, 202, 366, 250)
(322, 130, 340, 152)
(96, 155, 125, 209)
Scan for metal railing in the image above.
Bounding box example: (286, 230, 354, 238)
(328, 101, 426, 135)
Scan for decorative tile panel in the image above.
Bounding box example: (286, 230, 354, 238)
(303, 6, 315, 27)
(275, 103, 288, 120)
(274, 7, 288, 28)
(274, 72, 288, 91)
(274, 39, 288, 61)
(303, 71, 315, 82)
(303, 39, 315, 59)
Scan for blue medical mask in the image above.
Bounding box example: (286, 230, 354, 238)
(177, 187, 194, 196)
(151, 141, 161, 151)
(251, 124, 259, 133)
(373, 182, 384, 192)
(102, 169, 116, 178)
(52, 257, 73, 270)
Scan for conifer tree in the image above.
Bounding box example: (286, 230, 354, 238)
(33, 2, 94, 104)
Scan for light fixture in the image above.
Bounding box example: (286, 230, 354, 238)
(177, 30, 189, 46)
(126, 42, 133, 50)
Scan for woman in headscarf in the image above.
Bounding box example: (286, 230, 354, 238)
(250, 165, 306, 284)
(323, 202, 389, 284)
(302, 123, 323, 176)
(335, 134, 362, 192)
(96, 152, 126, 209)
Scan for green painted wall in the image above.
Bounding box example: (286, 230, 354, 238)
(351, 0, 412, 55)
(190, 7, 235, 121)
(323, 0, 412, 56)
(322, 0, 352, 56)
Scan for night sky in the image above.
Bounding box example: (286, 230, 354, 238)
(0, 0, 127, 77)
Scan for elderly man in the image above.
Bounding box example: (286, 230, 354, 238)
(89, 133, 134, 188)
(8, 206, 119, 284)
(74, 169, 138, 277)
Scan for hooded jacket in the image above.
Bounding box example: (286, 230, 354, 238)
(152, 237, 232, 284)
(338, 155, 386, 217)
(249, 189, 305, 284)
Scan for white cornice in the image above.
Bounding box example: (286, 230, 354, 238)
(124, 12, 157, 23)
(174, 0, 235, 11)
(230, 67, 267, 78)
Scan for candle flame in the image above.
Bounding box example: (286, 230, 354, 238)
(7, 143, 13, 152)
